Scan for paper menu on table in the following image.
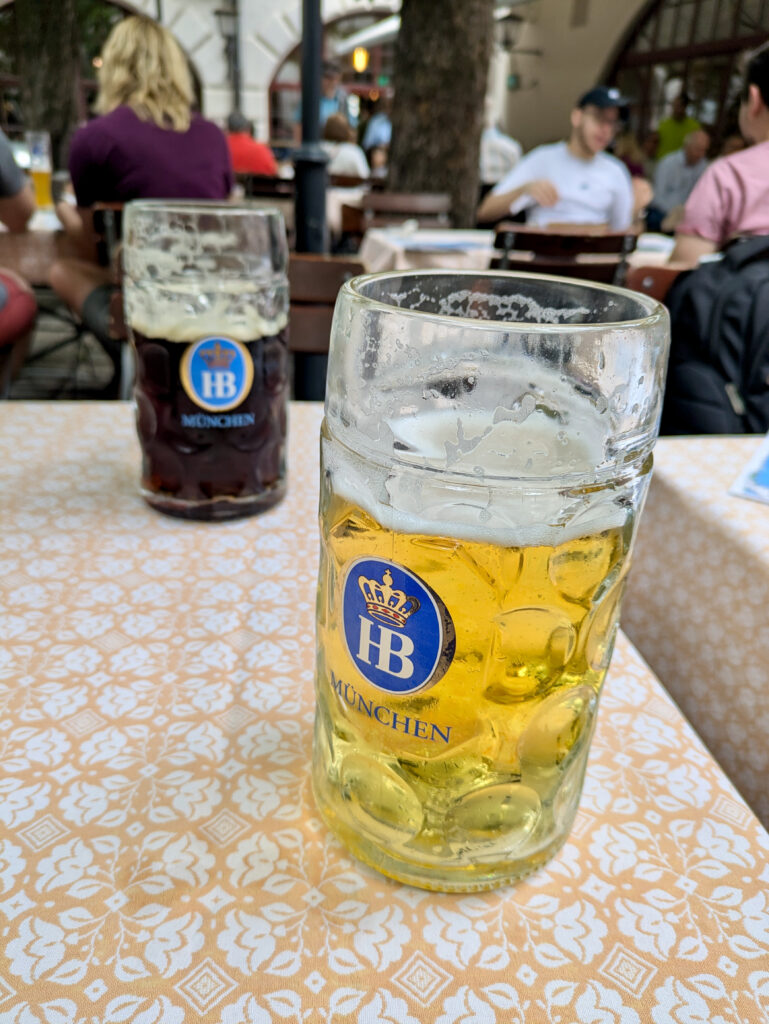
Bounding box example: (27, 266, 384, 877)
(730, 431, 769, 505)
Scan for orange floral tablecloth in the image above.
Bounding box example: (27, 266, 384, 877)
(1, 403, 768, 1024)
(623, 436, 769, 829)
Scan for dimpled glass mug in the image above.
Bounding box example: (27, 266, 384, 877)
(122, 201, 289, 521)
(312, 270, 669, 892)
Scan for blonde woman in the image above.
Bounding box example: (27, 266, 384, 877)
(50, 16, 233, 394)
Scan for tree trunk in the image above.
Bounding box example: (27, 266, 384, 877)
(387, 0, 495, 228)
(14, 0, 81, 169)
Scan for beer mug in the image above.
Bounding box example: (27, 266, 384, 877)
(312, 270, 669, 891)
(122, 201, 289, 521)
(25, 130, 52, 208)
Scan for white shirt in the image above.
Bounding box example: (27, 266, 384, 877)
(652, 148, 708, 214)
(321, 141, 370, 178)
(491, 140, 634, 230)
(480, 126, 522, 185)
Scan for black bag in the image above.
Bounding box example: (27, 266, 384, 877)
(660, 235, 769, 434)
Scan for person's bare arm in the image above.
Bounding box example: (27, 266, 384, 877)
(477, 180, 558, 225)
(669, 233, 717, 267)
(56, 202, 98, 261)
(630, 177, 653, 224)
(0, 182, 35, 233)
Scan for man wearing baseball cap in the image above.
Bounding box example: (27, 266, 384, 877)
(477, 85, 634, 229)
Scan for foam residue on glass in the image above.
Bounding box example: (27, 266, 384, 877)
(432, 287, 594, 325)
(123, 213, 288, 342)
(125, 278, 288, 343)
(330, 275, 664, 485)
(322, 274, 666, 546)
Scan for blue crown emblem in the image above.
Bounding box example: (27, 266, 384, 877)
(358, 569, 420, 628)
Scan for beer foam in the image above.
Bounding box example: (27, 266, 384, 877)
(123, 218, 288, 342)
(125, 280, 288, 343)
(325, 406, 633, 549)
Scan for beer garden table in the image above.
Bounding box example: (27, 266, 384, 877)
(623, 435, 769, 830)
(359, 227, 496, 273)
(0, 211, 75, 289)
(1, 402, 768, 1024)
(357, 229, 673, 275)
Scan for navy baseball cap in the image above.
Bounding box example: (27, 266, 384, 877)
(577, 86, 630, 111)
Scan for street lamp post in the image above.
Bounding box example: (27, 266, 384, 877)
(293, 0, 327, 254)
(215, 3, 242, 113)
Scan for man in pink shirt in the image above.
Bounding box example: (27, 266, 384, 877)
(671, 43, 769, 266)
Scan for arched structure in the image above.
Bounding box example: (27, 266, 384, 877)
(608, 0, 769, 143)
(124, 0, 399, 134)
(268, 8, 397, 141)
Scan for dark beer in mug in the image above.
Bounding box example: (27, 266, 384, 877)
(123, 202, 289, 521)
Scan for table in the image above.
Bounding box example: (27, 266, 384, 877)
(1, 404, 768, 1023)
(0, 211, 75, 288)
(358, 228, 676, 277)
(622, 435, 769, 828)
(360, 227, 495, 272)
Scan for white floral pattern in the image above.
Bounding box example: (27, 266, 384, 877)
(622, 435, 769, 826)
(0, 403, 768, 1023)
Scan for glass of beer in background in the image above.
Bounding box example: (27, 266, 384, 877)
(122, 201, 289, 521)
(25, 131, 52, 208)
(313, 270, 669, 891)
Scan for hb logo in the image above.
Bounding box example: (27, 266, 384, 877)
(342, 558, 455, 695)
(181, 337, 254, 412)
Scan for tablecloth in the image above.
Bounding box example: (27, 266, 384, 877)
(1, 404, 768, 1024)
(359, 228, 496, 273)
(623, 435, 769, 828)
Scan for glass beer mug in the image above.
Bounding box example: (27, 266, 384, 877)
(122, 201, 289, 521)
(312, 270, 669, 891)
(25, 131, 53, 208)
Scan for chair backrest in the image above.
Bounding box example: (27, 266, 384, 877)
(624, 263, 683, 302)
(288, 252, 364, 401)
(329, 173, 371, 188)
(360, 192, 451, 218)
(288, 253, 364, 355)
(341, 191, 451, 247)
(237, 173, 295, 199)
(92, 202, 127, 340)
(92, 202, 125, 271)
(491, 222, 638, 285)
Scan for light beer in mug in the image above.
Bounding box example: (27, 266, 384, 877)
(312, 271, 669, 891)
(26, 131, 53, 209)
(31, 168, 53, 208)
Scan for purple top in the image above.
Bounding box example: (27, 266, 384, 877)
(69, 106, 233, 207)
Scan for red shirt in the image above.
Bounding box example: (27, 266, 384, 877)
(227, 133, 278, 176)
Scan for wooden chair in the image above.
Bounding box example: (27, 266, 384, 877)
(288, 252, 364, 400)
(341, 191, 451, 250)
(90, 202, 132, 398)
(490, 223, 638, 285)
(624, 263, 684, 302)
(236, 174, 295, 199)
(328, 174, 371, 189)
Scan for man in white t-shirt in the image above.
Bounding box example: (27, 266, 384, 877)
(477, 86, 634, 230)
